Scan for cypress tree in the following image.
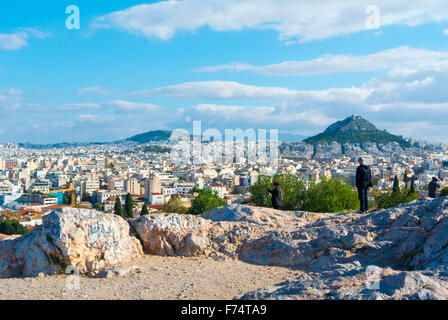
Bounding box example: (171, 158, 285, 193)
(141, 204, 149, 216)
(114, 197, 123, 217)
(392, 175, 400, 193)
(124, 193, 134, 218)
(409, 176, 416, 194)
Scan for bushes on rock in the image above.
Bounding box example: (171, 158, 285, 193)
(375, 190, 420, 209)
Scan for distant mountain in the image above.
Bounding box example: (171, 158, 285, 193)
(304, 115, 411, 147)
(125, 130, 173, 144)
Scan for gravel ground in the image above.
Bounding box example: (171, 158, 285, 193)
(0, 256, 300, 300)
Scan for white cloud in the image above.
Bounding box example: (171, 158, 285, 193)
(0, 28, 50, 50)
(134, 80, 371, 103)
(134, 81, 301, 100)
(77, 87, 112, 96)
(195, 46, 448, 76)
(0, 32, 28, 50)
(92, 0, 448, 43)
(101, 100, 161, 112)
(78, 114, 116, 123)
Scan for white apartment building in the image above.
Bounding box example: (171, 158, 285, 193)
(206, 184, 229, 198)
(125, 178, 141, 196)
(30, 180, 52, 193)
(78, 179, 100, 195)
(149, 193, 164, 205)
(173, 182, 194, 194)
(94, 190, 128, 203)
(107, 177, 125, 191)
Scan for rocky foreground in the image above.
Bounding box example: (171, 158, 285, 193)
(1, 197, 448, 300)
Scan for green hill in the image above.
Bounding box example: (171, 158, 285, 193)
(304, 115, 411, 147)
(126, 130, 173, 144)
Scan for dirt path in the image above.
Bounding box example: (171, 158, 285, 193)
(0, 256, 301, 300)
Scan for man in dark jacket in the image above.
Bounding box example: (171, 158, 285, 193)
(428, 177, 441, 199)
(268, 181, 283, 210)
(356, 157, 372, 213)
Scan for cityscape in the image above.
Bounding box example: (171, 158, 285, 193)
(0, 114, 446, 231)
(2, 0, 448, 304)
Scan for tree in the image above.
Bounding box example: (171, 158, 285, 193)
(249, 173, 306, 210)
(114, 197, 123, 217)
(141, 204, 150, 216)
(82, 193, 93, 204)
(163, 197, 188, 214)
(124, 193, 134, 218)
(403, 174, 410, 189)
(392, 175, 400, 193)
(0, 219, 29, 235)
(302, 178, 359, 213)
(409, 176, 416, 195)
(440, 188, 448, 197)
(188, 190, 227, 215)
(63, 193, 70, 205)
(93, 202, 103, 211)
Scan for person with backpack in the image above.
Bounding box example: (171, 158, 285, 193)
(268, 181, 283, 210)
(356, 157, 373, 213)
(428, 177, 441, 199)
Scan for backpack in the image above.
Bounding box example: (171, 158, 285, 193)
(361, 165, 373, 187)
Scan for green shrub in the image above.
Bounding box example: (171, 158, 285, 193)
(188, 189, 227, 215)
(302, 178, 359, 213)
(0, 219, 29, 235)
(440, 188, 448, 197)
(375, 190, 420, 209)
(163, 197, 188, 214)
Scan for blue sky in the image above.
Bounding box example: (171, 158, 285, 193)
(1, 0, 448, 143)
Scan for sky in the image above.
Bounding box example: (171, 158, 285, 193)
(1, 0, 448, 143)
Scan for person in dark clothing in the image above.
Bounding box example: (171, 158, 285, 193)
(356, 157, 373, 213)
(268, 181, 283, 210)
(428, 177, 441, 199)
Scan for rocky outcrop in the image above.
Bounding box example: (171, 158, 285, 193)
(236, 198, 448, 271)
(129, 213, 259, 259)
(234, 197, 448, 299)
(0, 208, 143, 277)
(203, 204, 325, 227)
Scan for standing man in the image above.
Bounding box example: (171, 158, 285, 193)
(356, 157, 372, 213)
(268, 181, 283, 210)
(428, 177, 441, 199)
